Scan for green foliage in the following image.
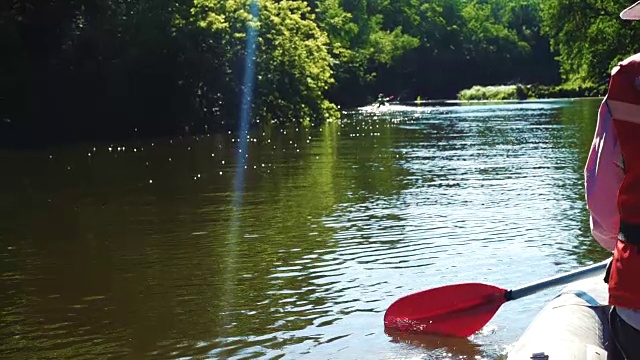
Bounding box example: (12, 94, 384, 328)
(529, 83, 606, 98)
(369, 27, 419, 64)
(314, 0, 420, 106)
(7, 0, 628, 146)
(457, 83, 606, 100)
(458, 85, 528, 101)
(540, 0, 640, 86)
(461, 0, 530, 56)
(321, 0, 560, 103)
(193, 0, 338, 123)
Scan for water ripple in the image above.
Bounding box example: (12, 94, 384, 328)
(0, 99, 608, 360)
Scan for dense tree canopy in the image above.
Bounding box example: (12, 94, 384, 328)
(1, 0, 636, 146)
(540, 0, 640, 87)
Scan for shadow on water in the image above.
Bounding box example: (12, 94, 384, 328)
(385, 328, 486, 358)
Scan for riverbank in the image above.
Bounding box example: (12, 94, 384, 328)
(456, 83, 606, 101)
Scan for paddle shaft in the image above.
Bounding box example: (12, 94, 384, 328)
(506, 259, 609, 301)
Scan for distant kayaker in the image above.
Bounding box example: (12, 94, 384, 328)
(585, 2, 640, 358)
(375, 93, 393, 108)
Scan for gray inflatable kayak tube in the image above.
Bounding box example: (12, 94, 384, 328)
(507, 272, 620, 360)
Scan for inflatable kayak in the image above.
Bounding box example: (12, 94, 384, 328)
(507, 271, 619, 360)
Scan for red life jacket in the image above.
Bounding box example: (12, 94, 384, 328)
(606, 53, 640, 309)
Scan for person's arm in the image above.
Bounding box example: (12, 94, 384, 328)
(584, 99, 624, 251)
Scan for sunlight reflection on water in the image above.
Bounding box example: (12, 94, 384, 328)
(0, 99, 610, 359)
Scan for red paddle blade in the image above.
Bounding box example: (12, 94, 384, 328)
(384, 283, 507, 337)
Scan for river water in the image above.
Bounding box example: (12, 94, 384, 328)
(0, 98, 611, 359)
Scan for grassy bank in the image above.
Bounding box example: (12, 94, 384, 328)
(457, 83, 606, 101)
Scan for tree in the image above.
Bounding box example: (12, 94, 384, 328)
(541, 0, 640, 86)
(193, 0, 338, 124)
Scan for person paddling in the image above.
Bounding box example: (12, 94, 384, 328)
(375, 93, 393, 108)
(585, 2, 640, 358)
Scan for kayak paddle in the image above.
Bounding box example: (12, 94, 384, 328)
(383, 259, 610, 337)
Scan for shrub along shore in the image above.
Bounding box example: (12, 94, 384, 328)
(457, 84, 606, 101)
